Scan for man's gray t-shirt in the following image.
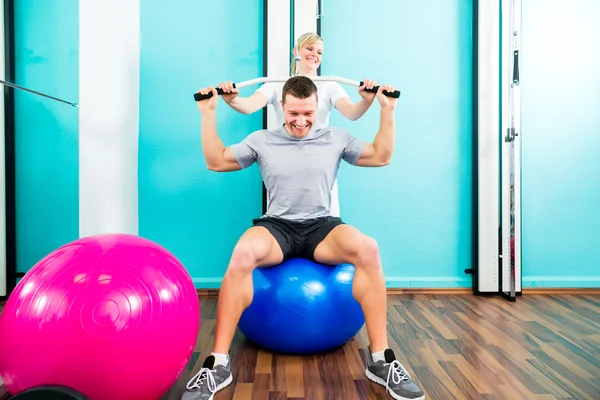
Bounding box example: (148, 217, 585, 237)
(229, 125, 366, 221)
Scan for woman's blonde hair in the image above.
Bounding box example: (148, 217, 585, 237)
(290, 32, 323, 76)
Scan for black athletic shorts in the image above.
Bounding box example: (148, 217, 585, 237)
(252, 216, 345, 262)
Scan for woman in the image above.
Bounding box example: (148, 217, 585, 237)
(216, 32, 378, 128)
(216, 32, 379, 216)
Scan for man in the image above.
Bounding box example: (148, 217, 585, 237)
(184, 76, 425, 400)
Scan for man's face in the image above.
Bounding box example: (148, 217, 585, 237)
(281, 94, 318, 138)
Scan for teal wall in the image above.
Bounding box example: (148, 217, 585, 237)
(521, 0, 600, 287)
(321, 0, 473, 287)
(14, 0, 79, 273)
(11, 1, 598, 289)
(138, 1, 264, 287)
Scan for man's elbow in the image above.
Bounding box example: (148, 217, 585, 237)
(377, 153, 392, 166)
(206, 161, 225, 172)
(378, 159, 391, 167)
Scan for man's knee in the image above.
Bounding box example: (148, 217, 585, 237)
(355, 236, 381, 268)
(227, 241, 261, 279)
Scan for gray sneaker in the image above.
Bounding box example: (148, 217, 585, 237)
(181, 355, 233, 400)
(365, 348, 425, 400)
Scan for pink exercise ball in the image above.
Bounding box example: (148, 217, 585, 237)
(0, 233, 200, 400)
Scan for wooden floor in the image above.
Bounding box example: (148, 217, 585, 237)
(2, 294, 600, 400)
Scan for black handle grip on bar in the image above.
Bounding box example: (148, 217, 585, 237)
(194, 84, 237, 101)
(193, 81, 400, 101)
(358, 81, 400, 98)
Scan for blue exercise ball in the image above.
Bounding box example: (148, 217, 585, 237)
(237, 258, 365, 354)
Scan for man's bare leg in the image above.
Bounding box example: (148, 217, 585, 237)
(182, 227, 284, 399)
(313, 224, 425, 400)
(213, 226, 283, 354)
(313, 224, 388, 352)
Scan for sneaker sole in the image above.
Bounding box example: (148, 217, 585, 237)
(365, 368, 425, 400)
(206, 374, 233, 400)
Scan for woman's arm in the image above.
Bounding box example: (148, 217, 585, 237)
(224, 91, 269, 114)
(334, 96, 375, 121)
(217, 81, 269, 114)
(333, 78, 379, 121)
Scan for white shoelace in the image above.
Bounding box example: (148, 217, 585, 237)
(387, 360, 411, 386)
(186, 367, 217, 392)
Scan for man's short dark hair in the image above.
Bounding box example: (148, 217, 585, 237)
(282, 76, 318, 104)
